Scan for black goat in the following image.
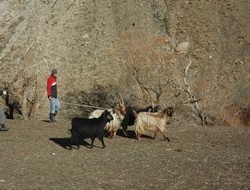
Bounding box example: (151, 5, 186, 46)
(69, 110, 113, 149)
(121, 105, 159, 137)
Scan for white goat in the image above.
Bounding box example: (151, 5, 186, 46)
(89, 97, 126, 138)
(134, 107, 174, 141)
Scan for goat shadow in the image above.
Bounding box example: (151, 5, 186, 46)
(49, 136, 108, 150)
(116, 129, 155, 140)
(41, 119, 51, 123)
(49, 137, 91, 150)
(49, 137, 72, 150)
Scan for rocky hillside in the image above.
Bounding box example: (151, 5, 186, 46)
(0, 0, 249, 126)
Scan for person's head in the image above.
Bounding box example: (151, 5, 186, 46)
(51, 68, 58, 77)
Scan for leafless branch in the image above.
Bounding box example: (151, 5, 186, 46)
(183, 56, 209, 125)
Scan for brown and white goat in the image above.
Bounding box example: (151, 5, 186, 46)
(134, 107, 174, 141)
(89, 96, 126, 138)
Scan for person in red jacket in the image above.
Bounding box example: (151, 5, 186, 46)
(47, 68, 60, 122)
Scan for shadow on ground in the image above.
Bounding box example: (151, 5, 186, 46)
(116, 129, 155, 140)
(41, 120, 50, 123)
(49, 137, 108, 150)
(50, 127, 156, 150)
(49, 137, 72, 149)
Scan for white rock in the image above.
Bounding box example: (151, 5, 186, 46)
(82, 34, 89, 39)
(174, 42, 189, 52)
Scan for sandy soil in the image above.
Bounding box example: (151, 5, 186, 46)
(0, 119, 249, 190)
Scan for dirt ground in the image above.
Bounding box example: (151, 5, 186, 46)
(0, 119, 249, 190)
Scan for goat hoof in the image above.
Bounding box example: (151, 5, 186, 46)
(122, 130, 128, 137)
(136, 135, 141, 140)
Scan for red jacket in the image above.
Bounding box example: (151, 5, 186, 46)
(47, 75, 57, 98)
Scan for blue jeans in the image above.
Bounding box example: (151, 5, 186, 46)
(50, 98, 60, 114)
(0, 106, 5, 124)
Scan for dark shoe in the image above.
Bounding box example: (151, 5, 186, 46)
(49, 113, 56, 123)
(54, 111, 58, 121)
(0, 124, 9, 131)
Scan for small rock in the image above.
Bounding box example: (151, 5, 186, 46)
(51, 153, 56, 156)
(82, 34, 89, 39)
(174, 42, 189, 52)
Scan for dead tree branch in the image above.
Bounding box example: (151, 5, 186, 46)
(183, 57, 210, 125)
(133, 66, 154, 104)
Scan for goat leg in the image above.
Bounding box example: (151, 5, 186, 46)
(70, 132, 80, 149)
(153, 132, 157, 139)
(75, 137, 80, 149)
(108, 130, 114, 139)
(109, 129, 117, 139)
(90, 137, 95, 148)
(121, 123, 128, 137)
(98, 135, 106, 149)
(69, 137, 73, 150)
(161, 133, 170, 142)
(135, 132, 141, 140)
(122, 129, 128, 137)
(69, 144, 72, 150)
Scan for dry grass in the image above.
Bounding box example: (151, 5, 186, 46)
(0, 119, 249, 190)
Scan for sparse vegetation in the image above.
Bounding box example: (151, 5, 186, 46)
(0, 0, 249, 126)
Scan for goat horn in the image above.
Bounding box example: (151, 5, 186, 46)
(133, 110, 138, 118)
(119, 93, 124, 105)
